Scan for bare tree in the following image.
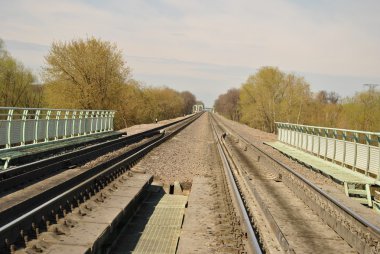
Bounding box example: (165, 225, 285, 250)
(43, 37, 130, 109)
(180, 91, 196, 114)
(0, 39, 42, 107)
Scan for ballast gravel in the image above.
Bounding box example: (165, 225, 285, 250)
(135, 113, 215, 185)
(214, 113, 380, 227)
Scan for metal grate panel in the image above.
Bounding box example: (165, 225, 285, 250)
(335, 141, 344, 162)
(345, 142, 355, 166)
(357, 144, 368, 170)
(10, 121, 21, 144)
(370, 147, 379, 175)
(327, 139, 335, 158)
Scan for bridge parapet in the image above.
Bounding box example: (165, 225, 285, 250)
(0, 107, 115, 150)
(275, 122, 380, 180)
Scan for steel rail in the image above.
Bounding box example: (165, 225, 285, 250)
(0, 131, 123, 168)
(0, 132, 156, 193)
(210, 117, 263, 254)
(2, 113, 194, 168)
(214, 115, 380, 236)
(0, 112, 202, 253)
(235, 126, 380, 234)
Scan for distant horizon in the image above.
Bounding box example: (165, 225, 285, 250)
(2, 0, 380, 107)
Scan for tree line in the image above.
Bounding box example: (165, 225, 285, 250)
(0, 38, 197, 129)
(214, 66, 380, 132)
(0, 40, 43, 107)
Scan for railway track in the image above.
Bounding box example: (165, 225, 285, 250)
(0, 113, 202, 253)
(108, 112, 261, 253)
(211, 114, 380, 254)
(210, 115, 262, 254)
(0, 115, 197, 194)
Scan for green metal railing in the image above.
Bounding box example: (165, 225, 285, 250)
(276, 122, 380, 180)
(0, 107, 116, 150)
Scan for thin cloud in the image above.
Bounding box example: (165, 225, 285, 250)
(1, 0, 380, 105)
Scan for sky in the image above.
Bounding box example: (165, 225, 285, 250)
(1, 0, 380, 106)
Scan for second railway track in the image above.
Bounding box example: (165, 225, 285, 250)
(211, 114, 380, 254)
(0, 115, 198, 194)
(0, 113, 202, 253)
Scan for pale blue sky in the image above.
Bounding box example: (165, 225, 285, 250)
(1, 0, 380, 106)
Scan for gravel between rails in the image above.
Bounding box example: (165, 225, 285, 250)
(222, 128, 356, 253)
(0, 136, 156, 213)
(0, 115, 190, 213)
(214, 113, 380, 227)
(135, 113, 215, 186)
(133, 112, 248, 253)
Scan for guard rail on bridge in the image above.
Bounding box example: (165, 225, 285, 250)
(0, 107, 115, 150)
(276, 122, 380, 180)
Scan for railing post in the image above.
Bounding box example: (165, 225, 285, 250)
(110, 111, 115, 131)
(317, 128, 321, 157)
(281, 124, 284, 142)
(297, 126, 301, 148)
(34, 110, 40, 144)
(378, 135, 380, 180)
(104, 111, 108, 131)
(78, 111, 84, 135)
(71, 111, 77, 137)
(55, 111, 61, 140)
(90, 111, 94, 134)
(45, 110, 51, 142)
(100, 111, 104, 131)
(324, 128, 328, 160)
(104, 111, 111, 131)
(6, 109, 14, 148)
(21, 109, 28, 146)
(332, 130, 337, 163)
(290, 125, 294, 146)
(311, 127, 315, 155)
(95, 111, 100, 132)
(305, 127, 309, 152)
(102, 111, 106, 131)
(353, 132, 358, 171)
(292, 125, 296, 147)
(84, 111, 89, 135)
(63, 111, 69, 138)
(342, 131, 347, 167)
(366, 134, 371, 176)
